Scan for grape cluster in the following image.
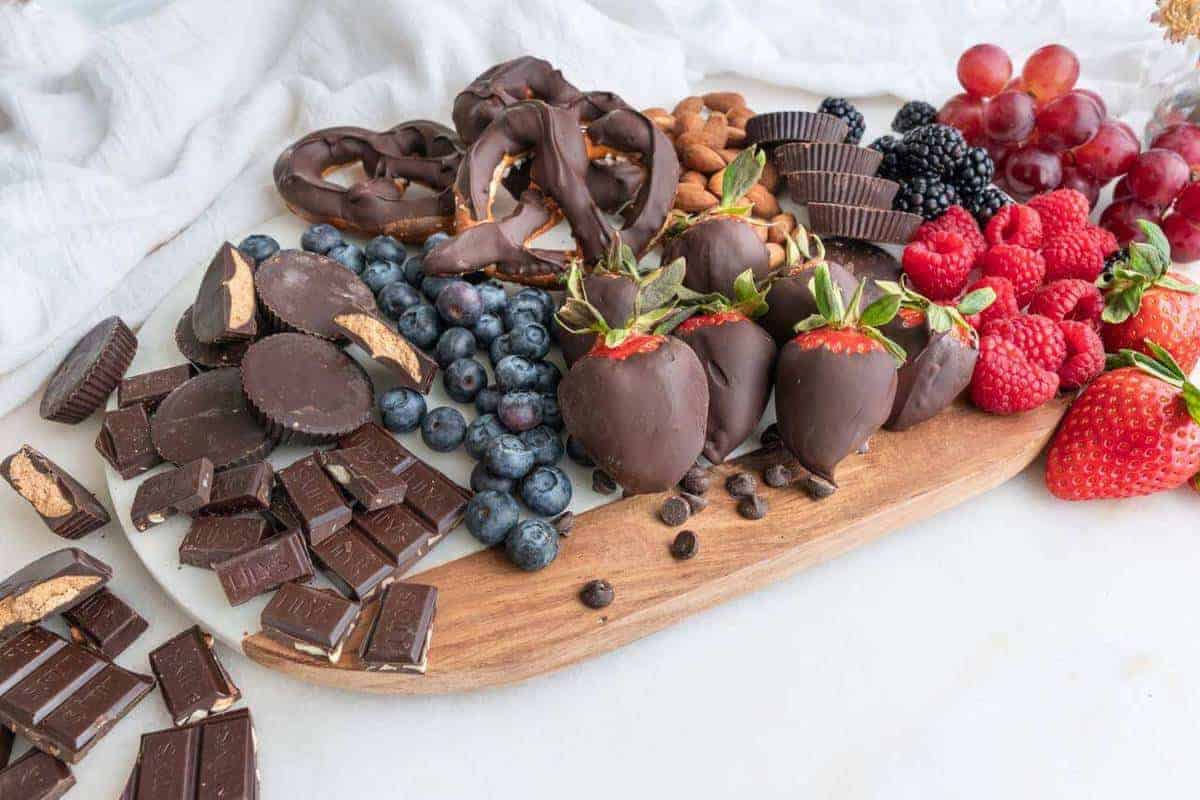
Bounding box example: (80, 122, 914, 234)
(872, 123, 1003, 224)
(1101, 124, 1200, 257)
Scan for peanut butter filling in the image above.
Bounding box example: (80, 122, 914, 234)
(335, 313, 420, 377)
(8, 450, 73, 517)
(0, 575, 100, 629)
(225, 249, 256, 329)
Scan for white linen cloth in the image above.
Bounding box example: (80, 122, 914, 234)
(0, 0, 1186, 416)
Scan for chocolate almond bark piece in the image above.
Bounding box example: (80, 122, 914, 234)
(333, 310, 438, 393)
(0, 549, 112, 640)
(260, 582, 360, 663)
(310, 525, 397, 601)
(40, 315, 137, 424)
(179, 516, 269, 569)
(130, 458, 214, 531)
(117, 363, 195, 411)
(214, 530, 314, 606)
(318, 445, 407, 511)
(1, 446, 110, 539)
(277, 454, 351, 546)
(360, 582, 437, 673)
(195, 461, 273, 516)
(192, 242, 258, 344)
(0, 748, 74, 799)
(151, 368, 275, 469)
(96, 404, 164, 479)
(126, 708, 257, 800)
(62, 588, 148, 659)
(149, 626, 241, 726)
(338, 423, 417, 475)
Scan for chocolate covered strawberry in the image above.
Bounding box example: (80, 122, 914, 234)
(1099, 220, 1200, 372)
(557, 261, 708, 494)
(758, 228, 859, 346)
(774, 265, 905, 497)
(553, 241, 640, 367)
(660, 147, 770, 297)
(668, 269, 777, 463)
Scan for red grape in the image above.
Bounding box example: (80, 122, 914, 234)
(1100, 198, 1163, 245)
(1112, 176, 1133, 201)
(1163, 213, 1200, 261)
(1035, 91, 1103, 151)
(1150, 123, 1200, 171)
(1059, 165, 1100, 209)
(1173, 182, 1200, 219)
(937, 93, 986, 144)
(983, 90, 1037, 143)
(1004, 146, 1063, 198)
(1126, 148, 1190, 207)
(1021, 44, 1080, 103)
(1072, 120, 1140, 181)
(981, 136, 1016, 168)
(957, 44, 1013, 98)
(1074, 88, 1107, 117)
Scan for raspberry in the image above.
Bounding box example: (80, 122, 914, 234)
(1028, 279, 1104, 329)
(970, 335, 1060, 414)
(917, 205, 985, 260)
(981, 314, 1067, 372)
(1083, 224, 1119, 257)
(1056, 320, 1105, 390)
(985, 204, 1044, 249)
(980, 244, 1046, 306)
(1028, 189, 1090, 239)
(1042, 230, 1105, 282)
(963, 276, 1018, 330)
(901, 230, 973, 301)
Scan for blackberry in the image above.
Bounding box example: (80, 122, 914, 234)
(892, 101, 937, 134)
(899, 124, 968, 179)
(964, 186, 1010, 227)
(1103, 247, 1128, 282)
(951, 147, 995, 197)
(894, 176, 959, 221)
(869, 135, 904, 181)
(818, 97, 865, 145)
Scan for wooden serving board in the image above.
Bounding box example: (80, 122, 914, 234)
(242, 397, 1069, 693)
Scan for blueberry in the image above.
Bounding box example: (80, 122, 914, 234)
(474, 385, 501, 416)
(435, 282, 484, 327)
(513, 287, 554, 323)
(421, 406, 466, 452)
(397, 305, 442, 351)
(435, 327, 477, 368)
(507, 322, 551, 360)
(301, 223, 343, 254)
(377, 282, 424, 320)
(362, 260, 405, 294)
(443, 357, 487, 403)
(566, 435, 595, 467)
(404, 256, 426, 289)
(238, 234, 279, 265)
(489, 333, 513, 366)
(470, 462, 516, 494)
(422, 276, 459, 303)
(465, 413, 507, 460)
(539, 393, 564, 431)
(505, 519, 559, 571)
(498, 390, 543, 432)
(484, 434, 535, 479)
(365, 235, 407, 265)
(532, 361, 561, 394)
(519, 465, 572, 516)
(378, 387, 426, 433)
(471, 314, 504, 347)
(503, 298, 544, 331)
(478, 280, 508, 315)
(464, 490, 520, 546)
(494, 355, 537, 393)
(327, 243, 366, 274)
(422, 231, 451, 256)
(519, 425, 564, 466)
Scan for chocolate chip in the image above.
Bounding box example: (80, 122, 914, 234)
(552, 511, 575, 537)
(670, 530, 698, 560)
(659, 496, 690, 527)
(679, 465, 710, 496)
(579, 579, 614, 609)
(592, 469, 617, 495)
(800, 473, 837, 499)
(737, 494, 767, 520)
(760, 423, 781, 448)
(725, 471, 757, 498)
(680, 491, 708, 514)
(763, 463, 794, 488)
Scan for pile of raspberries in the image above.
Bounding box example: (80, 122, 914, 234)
(901, 189, 1114, 415)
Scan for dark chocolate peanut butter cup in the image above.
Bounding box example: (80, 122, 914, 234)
(745, 111, 849, 147)
(40, 316, 137, 424)
(807, 203, 922, 244)
(773, 142, 883, 176)
(151, 368, 275, 469)
(254, 250, 377, 342)
(786, 171, 900, 209)
(240, 333, 373, 445)
(175, 305, 252, 369)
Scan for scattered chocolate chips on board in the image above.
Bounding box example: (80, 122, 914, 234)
(579, 579, 614, 609)
(148, 625, 241, 726)
(1, 445, 110, 539)
(0, 548, 112, 640)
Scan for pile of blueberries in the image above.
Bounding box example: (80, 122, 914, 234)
(248, 222, 598, 572)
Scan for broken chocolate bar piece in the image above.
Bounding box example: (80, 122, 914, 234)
(277, 454, 351, 546)
(130, 458, 214, 531)
(264, 483, 302, 531)
(354, 503, 448, 571)
(337, 422, 417, 475)
(311, 525, 397, 601)
(96, 405, 163, 479)
(117, 363, 195, 412)
(318, 445, 407, 511)
(0, 724, 12, 769)
(179, 516, 269, 569)
(0, 549, 112, 640)
(261, 582, 360, 663)
(398, 460, 469, 535)
(0, 747, 74, 799)
(1, 446, 110, 539)
(214, 530, 314, 606)
(360, 582, 437, 673)
(125, 708, 257, 800)
(333, 310, 438, 394)
(195, 461, 273, 516)
(63, 588, 148, 659)
(192, 242, 258, 344)
(0, 627, 155, 763)
(148, 626, 241, 726)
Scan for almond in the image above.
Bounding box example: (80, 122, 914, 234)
(702, 91, 747, 114)
(680, 171, 707, 187)
(752, 222, 770, 242)
(726, 126, 747, 146)
(674, 130, 706, 155)
(706, 169, 724, 196)
(766, 242, 786, 268)
(673, 96, 704, 116)
(728, 108, 754, 128)
(746, 184, 781, 218)
(675, 183, 719, 213)
(700, 112, 728, 150)
(643, 107, 670, 118)
(682, 143, 726, 174)
(718, 148, 741, 165)
(767, 213, 796, 245)
(649, 113, 676, 133)
(759, 160, 780, 193)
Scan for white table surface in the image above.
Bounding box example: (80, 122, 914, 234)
(3, 77, 1200, 799)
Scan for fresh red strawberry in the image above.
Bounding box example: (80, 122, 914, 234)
(1042, 229, 1105, 282)
(980, 244, 1046, 305)
(963, 276, 1018, 329)
(982, 314, 1067, 373)
(1028, 189, 1090, 239)
(1045, 343, 1200, 500)
(1029, 279, 1104, 329)
(901, 230, 972, 300)
(985, 204, 1043, 249)
(918, 205, 985, 261)
(1057, 320, 1105, 390)
(970, 335, 1059, 414)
